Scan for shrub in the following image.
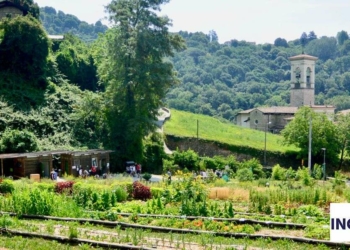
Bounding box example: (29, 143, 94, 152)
(150, 187, 164, 198)
(285, 167, 296, 180)
(332, 171, 346, 189)
(113, 182, 133, 198)
(305, 225, 330, 240)
(297, 205, 323, 217)
(0, 129, 39, 153)
(236, 168, 254, 182)
(142, 173, 152, 181)
(239, 158, 265, 179)
(0, 179, 14, 194)
(33, 182, 55, 192)
(312, 164, 323, 180)
(162, 159, 179, 173)
(201, 157, 219, 170)
(213, 178, 227, 187)
(172, 149, 199, 171)
(296, 167, 314, 186)
(271, 164, 286, 181)
(55, 181, 74, 194)
(114, 186, 128, 202)
(132, 181, 151, 200)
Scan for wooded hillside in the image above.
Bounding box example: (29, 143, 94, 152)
(40, 6, 108, 43)
(38, 6, 350, 122)
(2, 1, 350, 169)
(166, 31, 350, 120)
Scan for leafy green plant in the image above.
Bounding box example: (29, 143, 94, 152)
(237, 168, 254, 182)
(312, 164, 323, 180)
(150, 187, 163, 199)
(296, 167, 314, 186)
(305, 225, 330, 240)
(68, 224, 78, 239)
(297, 205, 323, 217)
(0, 215, 12, 228)
(114, 186, 128, 202)
(239, 158, 265, 179)
(172, 149, 199, 171)
(271, 164, 286, 180)
(142, 173, 152, 181)
(0, 179, 14, 194)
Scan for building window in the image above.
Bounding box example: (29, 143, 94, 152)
(255, 120, 258, 125)
(295, 67, 301, 82)
(306, 67, 311, 87)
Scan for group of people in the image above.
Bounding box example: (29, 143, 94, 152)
(126, 163, 142, 177)
(77, 165, 108, 179)
(191, 169, 229, 181)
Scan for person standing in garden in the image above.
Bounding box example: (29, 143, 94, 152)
(167, 170, 172, 184)
(136, 163, 141, 177)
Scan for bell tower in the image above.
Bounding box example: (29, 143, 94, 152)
(289, 54, 317, 107)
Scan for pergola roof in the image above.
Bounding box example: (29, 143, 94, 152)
(0, 149, 113, 160)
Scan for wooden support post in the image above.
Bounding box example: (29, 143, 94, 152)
(1, 158, 3, 177)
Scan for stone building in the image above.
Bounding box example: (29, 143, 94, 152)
(0, 0, 27, 19)
(235, 53, 335, 133)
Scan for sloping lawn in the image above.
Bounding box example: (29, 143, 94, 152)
(163, 109, 299, 153)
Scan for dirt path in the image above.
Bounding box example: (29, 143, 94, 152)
(156, 108, 173, 155)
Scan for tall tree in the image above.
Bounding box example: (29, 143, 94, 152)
(300, 32, 308, 52)
(337, 30, 349, 46)
(307, 31, 317, 42)
(335, 113, 350, 170)
(0, 15, 50, 85)
(274, 37, 288, 48)
(101, 0, 185, 168)
(281, 107, 341, 166)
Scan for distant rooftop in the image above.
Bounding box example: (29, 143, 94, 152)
(238, 107, 298, 115)
(289, 54, 318, 61)
(48, 35, 64, 40)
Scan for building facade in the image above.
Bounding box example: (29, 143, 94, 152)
(0, 0, 26, 19)
(235, 53, 335, 132)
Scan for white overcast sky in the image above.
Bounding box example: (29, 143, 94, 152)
(35, 0, 349, 44)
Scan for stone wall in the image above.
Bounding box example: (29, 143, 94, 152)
(165, 135, 301, 168)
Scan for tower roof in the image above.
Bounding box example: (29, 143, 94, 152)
(289, 54, 318, 61)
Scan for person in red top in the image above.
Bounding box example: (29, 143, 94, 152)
(91, 166, 97, 176)
(136, 163, 141, 177)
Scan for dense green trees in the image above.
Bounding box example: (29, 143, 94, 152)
(0, 129, 39, 153)
(3, 2, 350, 170)
(40, 7, 108, 43)
(97, 0, 184, 167)
(163, 29, 350, 121)
(0, 15, 50, 85)
(55, 34, 99, 91)
(281, 107, 341, 165)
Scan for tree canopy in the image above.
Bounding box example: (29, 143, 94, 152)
(281, 107, 341, 165)
(0, 15, 50, 85)
(98, 0, 185, 168)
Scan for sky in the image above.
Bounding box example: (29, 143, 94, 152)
(35, 0, 350, 44)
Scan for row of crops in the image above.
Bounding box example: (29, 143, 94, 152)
(0, 173, 347, 249)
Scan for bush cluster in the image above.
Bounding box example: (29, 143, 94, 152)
(132, 181, 151, 200)
(55, 181, 74, 194)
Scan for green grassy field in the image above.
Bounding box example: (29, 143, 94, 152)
(163, 109, 299, 153)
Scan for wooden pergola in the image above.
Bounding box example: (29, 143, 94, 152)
(0, 149, 113, 178)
